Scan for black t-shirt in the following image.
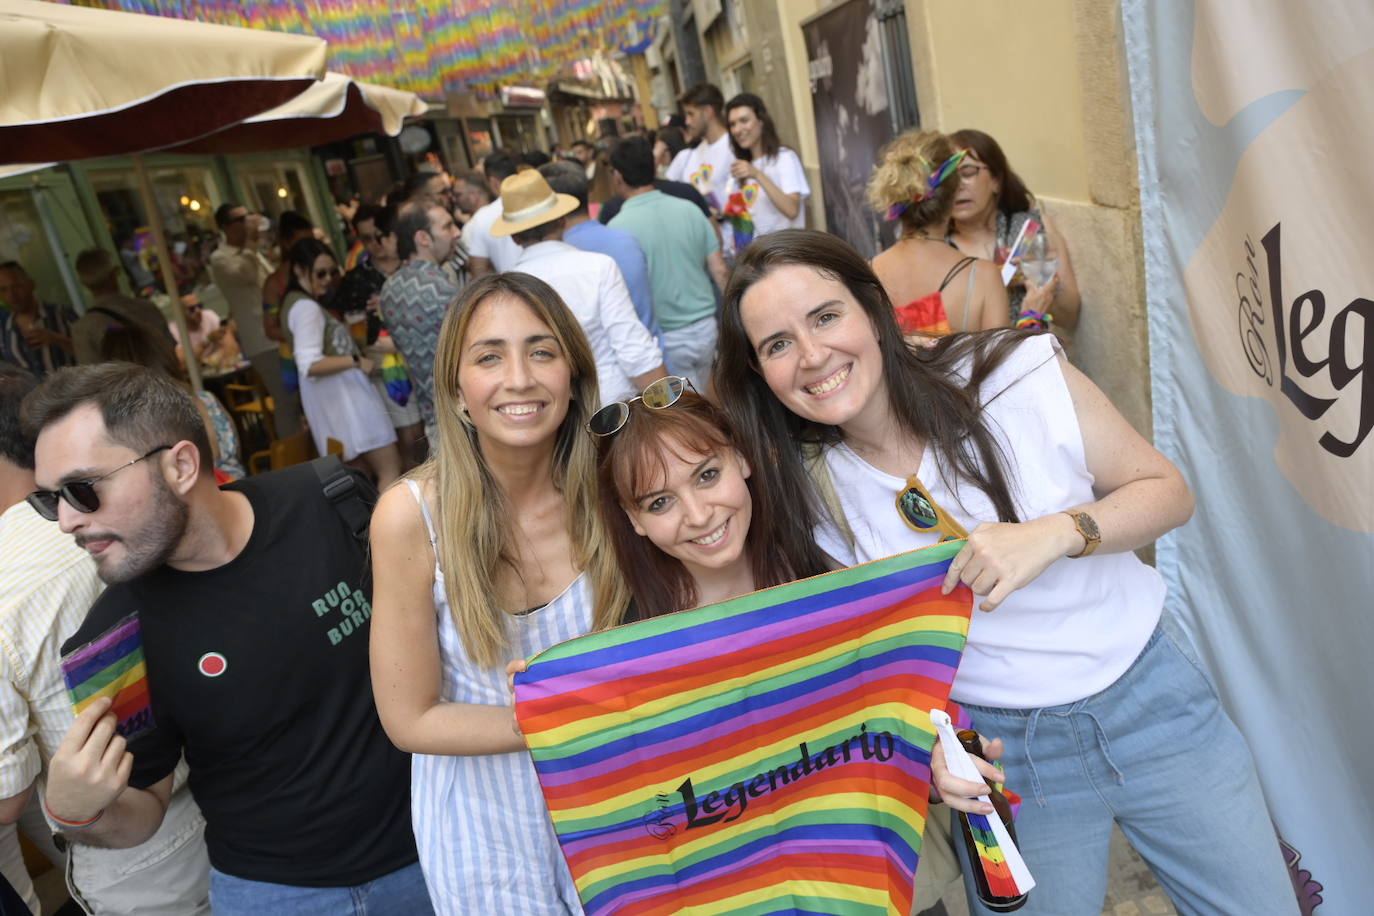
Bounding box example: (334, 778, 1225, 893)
(61, 463, 416, 886)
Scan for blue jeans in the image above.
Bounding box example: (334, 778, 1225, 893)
(210, 862, 433, 916)
(953, 624, 1297, 916)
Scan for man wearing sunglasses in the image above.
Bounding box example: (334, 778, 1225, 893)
(23, 364, 429, 914)
(0, 365, 211, 913)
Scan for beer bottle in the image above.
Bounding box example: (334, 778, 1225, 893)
(954, 728, 1027, 912)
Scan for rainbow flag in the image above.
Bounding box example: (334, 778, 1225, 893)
(722, 190, 755, 252)
(60, 612, 154, 741)
(514, 542, 974, 915)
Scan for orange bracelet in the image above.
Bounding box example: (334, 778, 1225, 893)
(43, 798, 104, 830)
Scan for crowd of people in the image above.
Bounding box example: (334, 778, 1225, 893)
(0, 79, 1299, 916)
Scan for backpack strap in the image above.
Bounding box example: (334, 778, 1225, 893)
(311, 455, 377, 545)
(802, 443, 857, 556)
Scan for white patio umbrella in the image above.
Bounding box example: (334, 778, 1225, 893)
(0, 0, 328, 388)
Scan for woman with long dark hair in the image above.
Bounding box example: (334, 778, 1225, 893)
(724, 93, 810, 236)
(713, 229, 1295, 916)
(591, 381, 832, 620)
(282, 237, 400, 487)
(945, 128, 1080, 327)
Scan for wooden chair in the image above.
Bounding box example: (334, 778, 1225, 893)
(248, 430, 312, 475)
(221, 372, 278, 456)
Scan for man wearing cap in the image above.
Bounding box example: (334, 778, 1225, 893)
(70, 249, 177, 366)
(490, 171, 667, 402)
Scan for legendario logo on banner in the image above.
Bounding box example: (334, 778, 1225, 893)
(1126, 2, 1374, 912)
(1184, 40, 1374, 531)
(513, 543, 974, 916)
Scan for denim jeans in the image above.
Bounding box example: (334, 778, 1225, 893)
(953, 625, 1297, 916)
(210, 861, 433, 916)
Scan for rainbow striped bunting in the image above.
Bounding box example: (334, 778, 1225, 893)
(514, 542, 974, 915)
(60, 612, 154, 740)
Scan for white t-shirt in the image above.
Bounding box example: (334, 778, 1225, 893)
(815, 336, 1164, 709)
(514, 241, 664, 403)
(666, 132, 734, 214)
(463, 199, 522, 273)
(730, 147, 809, 236)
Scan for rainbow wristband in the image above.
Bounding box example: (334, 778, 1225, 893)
(43, 798, 104, 830)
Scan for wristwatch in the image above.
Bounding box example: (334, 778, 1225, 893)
(1064, 511, 1101, 558)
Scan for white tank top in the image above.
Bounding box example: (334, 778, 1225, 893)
(815, 336, 1164, 708)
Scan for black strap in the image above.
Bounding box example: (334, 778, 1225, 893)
(86, 306, 127, 323)
(938, 256, 977, 292)
(311, 455, 377, 545)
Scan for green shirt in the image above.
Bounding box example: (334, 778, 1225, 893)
(609, 190, 718, 330)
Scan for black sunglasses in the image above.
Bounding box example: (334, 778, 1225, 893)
(27, 445, 172, 522)
(587, 376, 693, 437)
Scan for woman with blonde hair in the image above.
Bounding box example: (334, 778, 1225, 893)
(867, 130, 1010, 336)
(369, 272, 629, 913)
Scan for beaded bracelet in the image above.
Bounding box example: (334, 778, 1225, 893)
(43, 798, 104, 830)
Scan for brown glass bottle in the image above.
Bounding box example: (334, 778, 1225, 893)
(954, 728, 1028, 912)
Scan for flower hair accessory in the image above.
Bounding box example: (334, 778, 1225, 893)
(884, 149, 970, 221)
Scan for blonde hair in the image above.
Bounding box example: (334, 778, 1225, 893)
(417, 273, 629, 667)
(866, 129, 961, 236)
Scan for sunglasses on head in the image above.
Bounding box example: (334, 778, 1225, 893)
(587, 376, 693, 437)
(27, 445, 172, 522)
(895, 474, 968, 543)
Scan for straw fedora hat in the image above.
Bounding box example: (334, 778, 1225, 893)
(489, 170, 579, 237)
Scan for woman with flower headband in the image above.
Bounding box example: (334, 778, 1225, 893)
(867, 130, 1010, 336)
(714, 229, 1297, 915)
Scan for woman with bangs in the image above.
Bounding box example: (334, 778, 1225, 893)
(368, 272, 630, 914)
(589, 381, 832, 619)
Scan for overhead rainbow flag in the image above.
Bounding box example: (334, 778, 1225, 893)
(60, 612, 154, 741)
(514, 542, 974, 916)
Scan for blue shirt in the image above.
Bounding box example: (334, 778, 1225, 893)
(562, 219, 668, 364)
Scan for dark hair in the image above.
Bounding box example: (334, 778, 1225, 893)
(214, 202, 243, 228)
(483, 152, 520, 183)
(610, 137, 656, 189)
(393, 195, 441, 261)
(277, 210, 314, 246)
(716, 230, 1037, 541)
(286, 238, 338, 295)
(949, 128, 1034, 216)
(521, 149, 552, 169)
(352, 203, 385, 231)
(678, 83, 724, 117)
(511, 218, 563, 248)
(571, 140, 595, 152)
(724, 93, 782, 160)
(454, 170, 492, 202)
(21, 363, 213, 474)
(401, 171, 446, 201)
(98, 320, 182, 381)
(539, 160, 589, 212)
(656, 126, 688, 162)
(596, 391, 828, 620)
(0, 363, 38, 470)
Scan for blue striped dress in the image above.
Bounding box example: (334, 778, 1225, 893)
(404, 481, 589, 914)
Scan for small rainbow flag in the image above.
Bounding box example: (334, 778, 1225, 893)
(723, 190, 755, 252)
(60, 612, 154, 741)
(515, 542, 974, 915)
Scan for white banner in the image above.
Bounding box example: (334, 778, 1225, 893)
(1123, 2, 1374, 912)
